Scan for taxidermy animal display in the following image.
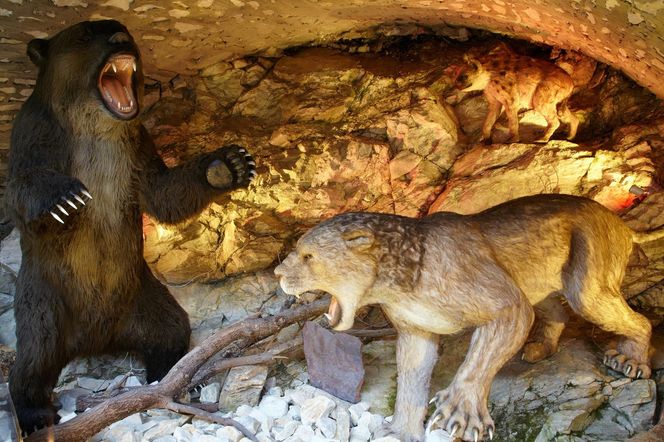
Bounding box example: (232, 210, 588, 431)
(454, 42, 579, 143)
(275, 194, 658, 442)
(6, 20, 256, 432)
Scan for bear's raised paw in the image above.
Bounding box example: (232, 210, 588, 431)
(206, 145, 256, 190)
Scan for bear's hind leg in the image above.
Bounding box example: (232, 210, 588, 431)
(113, 264, 191, 382)
(10, 275, 68, 433)
(522, 294, 568, 363)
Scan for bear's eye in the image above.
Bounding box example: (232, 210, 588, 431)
(76, 30, 93, 43)
(302, 253, 313, 262)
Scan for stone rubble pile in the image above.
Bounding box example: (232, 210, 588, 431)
(86, 375, 453, 442)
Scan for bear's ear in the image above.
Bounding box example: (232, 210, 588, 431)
(342, 227, 375, 251)
(27, 38, 48, 67)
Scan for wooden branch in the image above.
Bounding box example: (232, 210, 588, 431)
(344, 327, 396, 339)
(27, 299, 328, 442)
(189, 335, 303, 389)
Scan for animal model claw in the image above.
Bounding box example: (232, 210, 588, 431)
(71, 192, 86, 205)
(50, 211, 64, 224)
(63, 197, 77, 209)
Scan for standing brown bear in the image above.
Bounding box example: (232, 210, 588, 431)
(5, 20, 256, 433)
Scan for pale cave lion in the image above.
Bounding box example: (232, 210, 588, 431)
(7, 20, 256, 433)
(274, 194, 658, 442)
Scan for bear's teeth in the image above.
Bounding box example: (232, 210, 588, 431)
(111, 63, 117, 73)
(132, 62, 137, 72)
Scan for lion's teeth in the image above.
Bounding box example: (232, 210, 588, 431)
(112, 63, 117, 73)
(132, 61, 137, 72)
(324, 313, 332, 322)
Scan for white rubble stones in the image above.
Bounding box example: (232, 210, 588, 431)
(248, 407, 273, 433)
(143, 419, 181, 440)
(300, 395, 336, 426)
(348, 401, 370, 425)
(234, 415, 261, 435)
(423, 430, 455, 442)
(88, 382, 394, 442)
(216, 425, 244, 442)
(317, 415, 337, 438)
(334, 407, 351, 442)
(258, 395, 289, 418)
(199, 382, 221, 403)
(271, 419, 298, 440)
(357, 411, 384, 433)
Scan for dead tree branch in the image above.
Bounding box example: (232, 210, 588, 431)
(27, 299, 328, 442)
(189, 334, 304, 389)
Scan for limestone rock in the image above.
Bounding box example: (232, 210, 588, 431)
(424, 430, 454, 442)
(218, 365, 269, 412)
(199, 382, 221, 403)
(271, 420, 298, 441)
(300, 395, 336, 426)
(216, 426, 244, 442)
(235, 415, 260, 435)
(258, 395, 289, 419)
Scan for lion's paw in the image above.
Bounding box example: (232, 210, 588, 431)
(603, 349, 651, 379)
(426, 385, 494, 441)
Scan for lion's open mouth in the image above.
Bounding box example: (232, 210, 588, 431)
(98, 54, 138, 119)
(324, 297, 342, 328)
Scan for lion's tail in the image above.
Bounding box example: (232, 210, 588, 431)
(632, 225, 664, 244)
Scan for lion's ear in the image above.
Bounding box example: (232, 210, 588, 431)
(342, 228, 374, 251)
(27, 39, 48, 68)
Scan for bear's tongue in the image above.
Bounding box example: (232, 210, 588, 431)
(99, 54, 137, 118)
(324, 297, 342, 327)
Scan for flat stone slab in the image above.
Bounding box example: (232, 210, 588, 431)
(303, 321, 364, 403)
(218, 365, 268, 412)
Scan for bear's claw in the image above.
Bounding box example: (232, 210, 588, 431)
(206, 145, 257, 189)
(46, 183, 91, 225)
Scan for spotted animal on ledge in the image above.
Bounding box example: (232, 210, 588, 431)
(453, 43, 579, 143)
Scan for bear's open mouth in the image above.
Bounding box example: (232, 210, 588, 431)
(324, 296, 342, 328)
(98, 54, 138, 119)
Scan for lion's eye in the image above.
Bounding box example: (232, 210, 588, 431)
(302, 253, 313, 261)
